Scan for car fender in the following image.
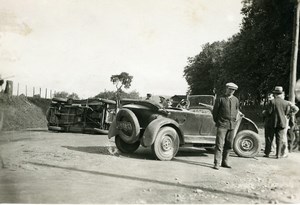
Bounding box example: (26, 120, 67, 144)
(141, 117, 182, 147)
(235, 116, 259, 136)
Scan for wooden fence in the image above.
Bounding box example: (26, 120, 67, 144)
(2, 80, 57, 99)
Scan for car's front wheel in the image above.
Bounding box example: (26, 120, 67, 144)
(233, 130, 261, 158)
(115, 135, 140, 154)
(151, 127, 179, 161)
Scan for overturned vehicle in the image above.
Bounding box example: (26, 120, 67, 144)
(46, 97, 116, 134)
(108, 95, 261, 160)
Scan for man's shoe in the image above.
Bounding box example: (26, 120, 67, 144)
(263, 155, 269, 158)
(221, 163, 232, 168)
(213, 165, 219, 170)
(282, 154, 288, 158)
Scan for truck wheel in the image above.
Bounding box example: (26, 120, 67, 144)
(116, 109, 140, 143)
(115, 135, 140, 154)
(233, 130, 261, 158)
(151, 127, 179, 161)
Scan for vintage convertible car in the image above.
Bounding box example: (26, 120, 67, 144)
(46, 97, 116, 134)
(108, 95, 261, 160)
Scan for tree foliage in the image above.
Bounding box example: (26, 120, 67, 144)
(94, 90, 140, 100)
(110, 72, 133, 92)
(184, 0, 298, 104)
(54, 91, 80, 100)
(110, 72, 133, 102)
(183, 41, 226, 95)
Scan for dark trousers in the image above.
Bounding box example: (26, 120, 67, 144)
(214, 127, 234, 166)
(274, 127, 285, 157)
(264, 125, 274, 155)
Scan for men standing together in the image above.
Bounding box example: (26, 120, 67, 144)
(212, 82, 239, 170)
(264, 86, 299, 158)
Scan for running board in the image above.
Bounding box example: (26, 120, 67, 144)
(183, 135, 216, 144)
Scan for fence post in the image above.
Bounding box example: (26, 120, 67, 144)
(45, 88, 47, 99)
(26, 85, 27, 97)
(17, 82, 19, 96)
(4, 80, 13, 96)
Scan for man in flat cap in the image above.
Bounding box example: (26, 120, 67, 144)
(212, 82, 239, 170)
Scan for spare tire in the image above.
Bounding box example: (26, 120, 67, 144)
(116, 108, 140, 144)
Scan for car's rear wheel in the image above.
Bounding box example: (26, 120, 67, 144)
(115, 135, 140, 154)
(233, 130, 261, 158)
(151, 127, 179, 161)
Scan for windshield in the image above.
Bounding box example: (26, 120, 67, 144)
(187, 95, 215, 107)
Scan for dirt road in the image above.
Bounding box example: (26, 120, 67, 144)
(0, 129, 300, 204)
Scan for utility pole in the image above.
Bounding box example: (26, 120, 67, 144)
(289, 0, 300, 103)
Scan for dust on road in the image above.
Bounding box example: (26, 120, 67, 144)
(0, 130, 299, 204)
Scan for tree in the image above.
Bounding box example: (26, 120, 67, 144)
(54, 91, 80, 99)
(121, 90, 140, 99)
(94, 90, 116, 100)
(236, 0, 294, 100)
(54, 91, 68, 98)
(68, 93, 80, 100)
(110, 72, 133, 100)
(183, 41, 226, 95)
(184, 0, 296, 104)
(94, 90, 140, 100)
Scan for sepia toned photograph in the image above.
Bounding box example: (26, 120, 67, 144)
(1, 0, 300, 203)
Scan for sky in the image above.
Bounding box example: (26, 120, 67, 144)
(0, 0, 243, 99)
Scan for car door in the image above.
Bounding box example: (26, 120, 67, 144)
(193, 108, 216, 135)
(168, 109, 216, 136)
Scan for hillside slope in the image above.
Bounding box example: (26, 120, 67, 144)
(0, 94, 50, 131)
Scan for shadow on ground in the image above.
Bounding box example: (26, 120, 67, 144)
(26, 161, 281, 203)
(62, 145, 212, 161)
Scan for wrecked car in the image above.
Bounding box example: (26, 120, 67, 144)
(46, 97, 116, 134)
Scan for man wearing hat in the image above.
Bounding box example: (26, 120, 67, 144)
(266, 86, 299, 158)
(212, 82, 239, 170)
(145, 93, 152, 100)
(159, 96, 168, 108)
(262, 93, 275, 157)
